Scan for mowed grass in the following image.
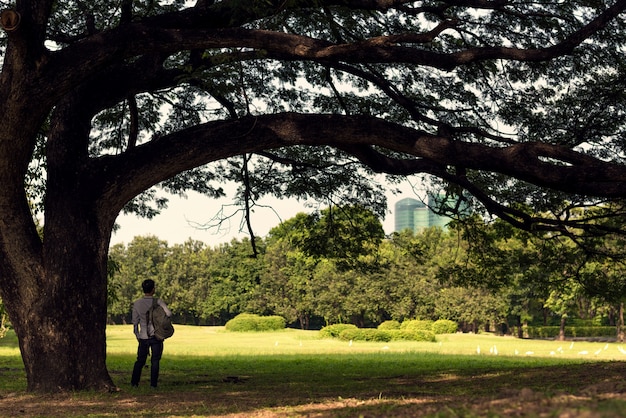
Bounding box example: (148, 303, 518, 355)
(106, 324, 626, 359)
(2, 326, 626, 416)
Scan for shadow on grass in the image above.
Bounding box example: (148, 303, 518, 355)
(3, 353, 626, 416)
(116, 354, 626, 416)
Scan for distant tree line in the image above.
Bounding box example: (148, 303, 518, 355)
(108, 205, 626, 339)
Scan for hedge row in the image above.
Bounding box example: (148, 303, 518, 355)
(526, 326, 619, 339)
(320, 319, 458, 343)
(379, 319, 458, 334)
(224, 313, 286, 332)
(319, 323, 358, 338)
(338, 328, 436, 342)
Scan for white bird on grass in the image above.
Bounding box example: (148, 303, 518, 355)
(618, 346, 626, 355)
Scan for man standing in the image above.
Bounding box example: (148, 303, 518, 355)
(131, 279, 172, 388)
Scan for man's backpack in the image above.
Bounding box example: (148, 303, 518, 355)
(147, 298, 174, 341)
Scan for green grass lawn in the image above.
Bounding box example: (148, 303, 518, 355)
(107, 324, 626, 359)
(2, 326, 626, 417)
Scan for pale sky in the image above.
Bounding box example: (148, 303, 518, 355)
(110, 180, 424, 247)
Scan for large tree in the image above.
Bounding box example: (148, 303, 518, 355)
(1, 0, 625, 392)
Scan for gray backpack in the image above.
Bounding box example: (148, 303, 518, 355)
(147, 298, 174, 340)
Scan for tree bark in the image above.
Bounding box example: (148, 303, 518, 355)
(0, 193, 116, 391)
(558, 315, 566, 342)
(11, 254, 115, 391)
(618, 302, 624, 343)
(5, 161, 118, 390)
(0, 81, 119, 390)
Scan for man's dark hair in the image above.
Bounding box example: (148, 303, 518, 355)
(142, 279, 155, 294)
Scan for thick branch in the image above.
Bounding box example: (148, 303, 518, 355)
(93, 113, 626, 216)
(41, 0, 626, 100)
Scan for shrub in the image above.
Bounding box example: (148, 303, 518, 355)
(256, 315, 286, 331)
(525, 325, 617, 339)
(225, 313, 286, 332)
(320, 322, 437, 343)
(400, 319, 434, 332)
(334, 328, 436, 343)
(319, 323, 358, 338)
(389, 329, 437, 342)
(432, 319, 458, 334)
(339, 328, 392, 342)
(378, 320, 401, 330)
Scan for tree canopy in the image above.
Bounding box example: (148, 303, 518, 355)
(107, 215, 624, 337)
(0, 0, 625, 392)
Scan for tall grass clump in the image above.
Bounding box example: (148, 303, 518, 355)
(224, 313, 286, 332)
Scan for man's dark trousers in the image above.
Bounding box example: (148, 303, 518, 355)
(131, 337, 164, 388)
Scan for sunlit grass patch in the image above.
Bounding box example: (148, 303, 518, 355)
(3, 326, 626, 416)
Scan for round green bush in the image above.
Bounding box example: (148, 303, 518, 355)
(320, 323, 437, 343)
(389, 329, 436, 342)
(378, 320, 401, 330)
(400, 319, 434, 332)
(225, 313, 286, 332)
(339, 328, 392, 342)
(432, 319, 458, 334)
(319, 323, 358, 338)
(256, 315, 286, 331)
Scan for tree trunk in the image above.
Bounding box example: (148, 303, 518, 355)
(0, 88, 118, 390)
(4, 208, 117, 392)
(558, 315, 566, 341)
(3, 248, 116, 391)
(618, 302, 625, 343)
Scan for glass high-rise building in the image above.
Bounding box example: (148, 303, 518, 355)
(394, 196, 452, 232)
(394, 198, 425, 232)
(428, 194, 451, 229)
